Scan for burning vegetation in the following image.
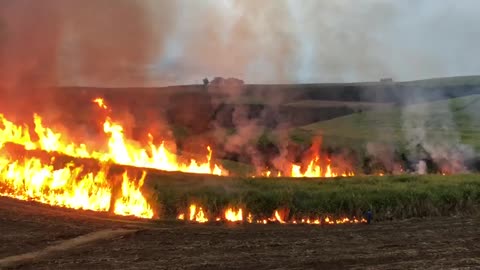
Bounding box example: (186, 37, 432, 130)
(0, 94, 477, 225)
(0, 1, 478, 234)
(0, 97, 364, 224)
(177, 205, 366, 225)
(0, 97, 360, 180)
(0, 157, 153, 219)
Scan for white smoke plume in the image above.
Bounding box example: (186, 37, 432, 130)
(2, 1, 480, 87)
(401, 96, 475, 173)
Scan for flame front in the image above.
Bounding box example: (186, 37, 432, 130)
(0, 97, 227, 177)
(262, 156, 354, 178)
(0, 113, 98, 159)
(178, 205, 366, 225)
(0, 157, 153, 219)
(114, 171, 154, 219)
(102, 117, 225, 176)
(1, 99, 358, 179)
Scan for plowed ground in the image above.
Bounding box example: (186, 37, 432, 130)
(1, 197, 479, 270)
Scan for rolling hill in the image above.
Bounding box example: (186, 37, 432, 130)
(299, 94, 480, 152)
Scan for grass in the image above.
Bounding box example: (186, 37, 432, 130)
(401, 75, 480, 88)
(145, 171, 480, 222)
(283, 100, 393, 110)
(219, 159, 254, 176)
(297, 94, 480, 151)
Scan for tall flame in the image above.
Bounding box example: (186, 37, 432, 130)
(0, 97, 227, 177)
(114, 171, 153, 218)
(102, 117, 225, 175)
(0, 157, 153, 219)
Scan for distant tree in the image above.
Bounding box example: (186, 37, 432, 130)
(203, 78, 209, 87)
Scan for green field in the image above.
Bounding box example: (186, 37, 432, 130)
(146, 171, 480, 222)
(283, 100, 393, 110)
(296, 94, 480, 152)
(400, 75, 480, 88)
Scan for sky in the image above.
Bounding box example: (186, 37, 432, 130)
(1, 0, 479, 87)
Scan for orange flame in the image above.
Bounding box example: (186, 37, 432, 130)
(93, 98, 108, 110)
(0, 157, 153, 219)
(262, 155, 354, 178)
(187, 204, 208, 223)
(0, 113, 98, 159)
(274, 210, 286, 224)
(224, 207, 243, 222)
(113, 171, 153, 219)
(0, 98, 227, 176)
(177, 206, 366, 226)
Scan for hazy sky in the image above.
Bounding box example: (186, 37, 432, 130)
(1, 0, 479, 86)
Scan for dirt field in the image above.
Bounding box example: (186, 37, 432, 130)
(1, 197, 479, 269)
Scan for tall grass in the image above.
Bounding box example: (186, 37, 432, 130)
(300, 95, 480, 151)
(146, 172, 480, 221)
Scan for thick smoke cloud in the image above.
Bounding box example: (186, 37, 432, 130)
(0, 0, 166, 141)
(148, 0, 480, 85)
(0, 0, 163, 88)
(2, 0, 480, 87)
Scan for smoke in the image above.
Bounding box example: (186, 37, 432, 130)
(401, 95, 475, 174)
(0, 0, 164, 89)
(366, 142, 403, 173)
(148, 0, 480, 85)
(416, 160, 427, 175)
(3, 1, 480, 87)
(0, 0, 168, 137)
(2, 0, 479, 175)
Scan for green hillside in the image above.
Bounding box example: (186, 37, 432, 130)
(298, 94, 480, 151)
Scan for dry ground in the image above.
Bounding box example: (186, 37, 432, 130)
(1, 197, 479, 269)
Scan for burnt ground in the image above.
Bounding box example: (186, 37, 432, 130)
(0, 197, 479, 269)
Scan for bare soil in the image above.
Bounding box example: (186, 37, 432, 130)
(1, 197, 479, 270)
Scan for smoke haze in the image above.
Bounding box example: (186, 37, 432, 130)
(1, 0, 479, 87)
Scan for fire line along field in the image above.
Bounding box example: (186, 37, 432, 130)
(2, 2, 480, 268)
(0, 77, 480, 269)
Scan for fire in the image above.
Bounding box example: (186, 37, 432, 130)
(96, 99, 226, 175)
(247, 213, 253, 223)
(0, 113, 98, 159)
(102, 117, 226, 176)
(177, 205, 366, 226)
(0, 114, 35, 150)
(0, 98, 227, 176)
(262, 156, 354, 178)
(113, 171, 154, 219)
(0, 157, 153, 219)
(93, 98, 108, 110)
(1, 98, 365, 179)
(188, 204, 208, 223)
(224, 207, 243, 222)
(274, 210, 286, 224)
(259, 137, 355, 178)
(291, 157, 354, 178)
